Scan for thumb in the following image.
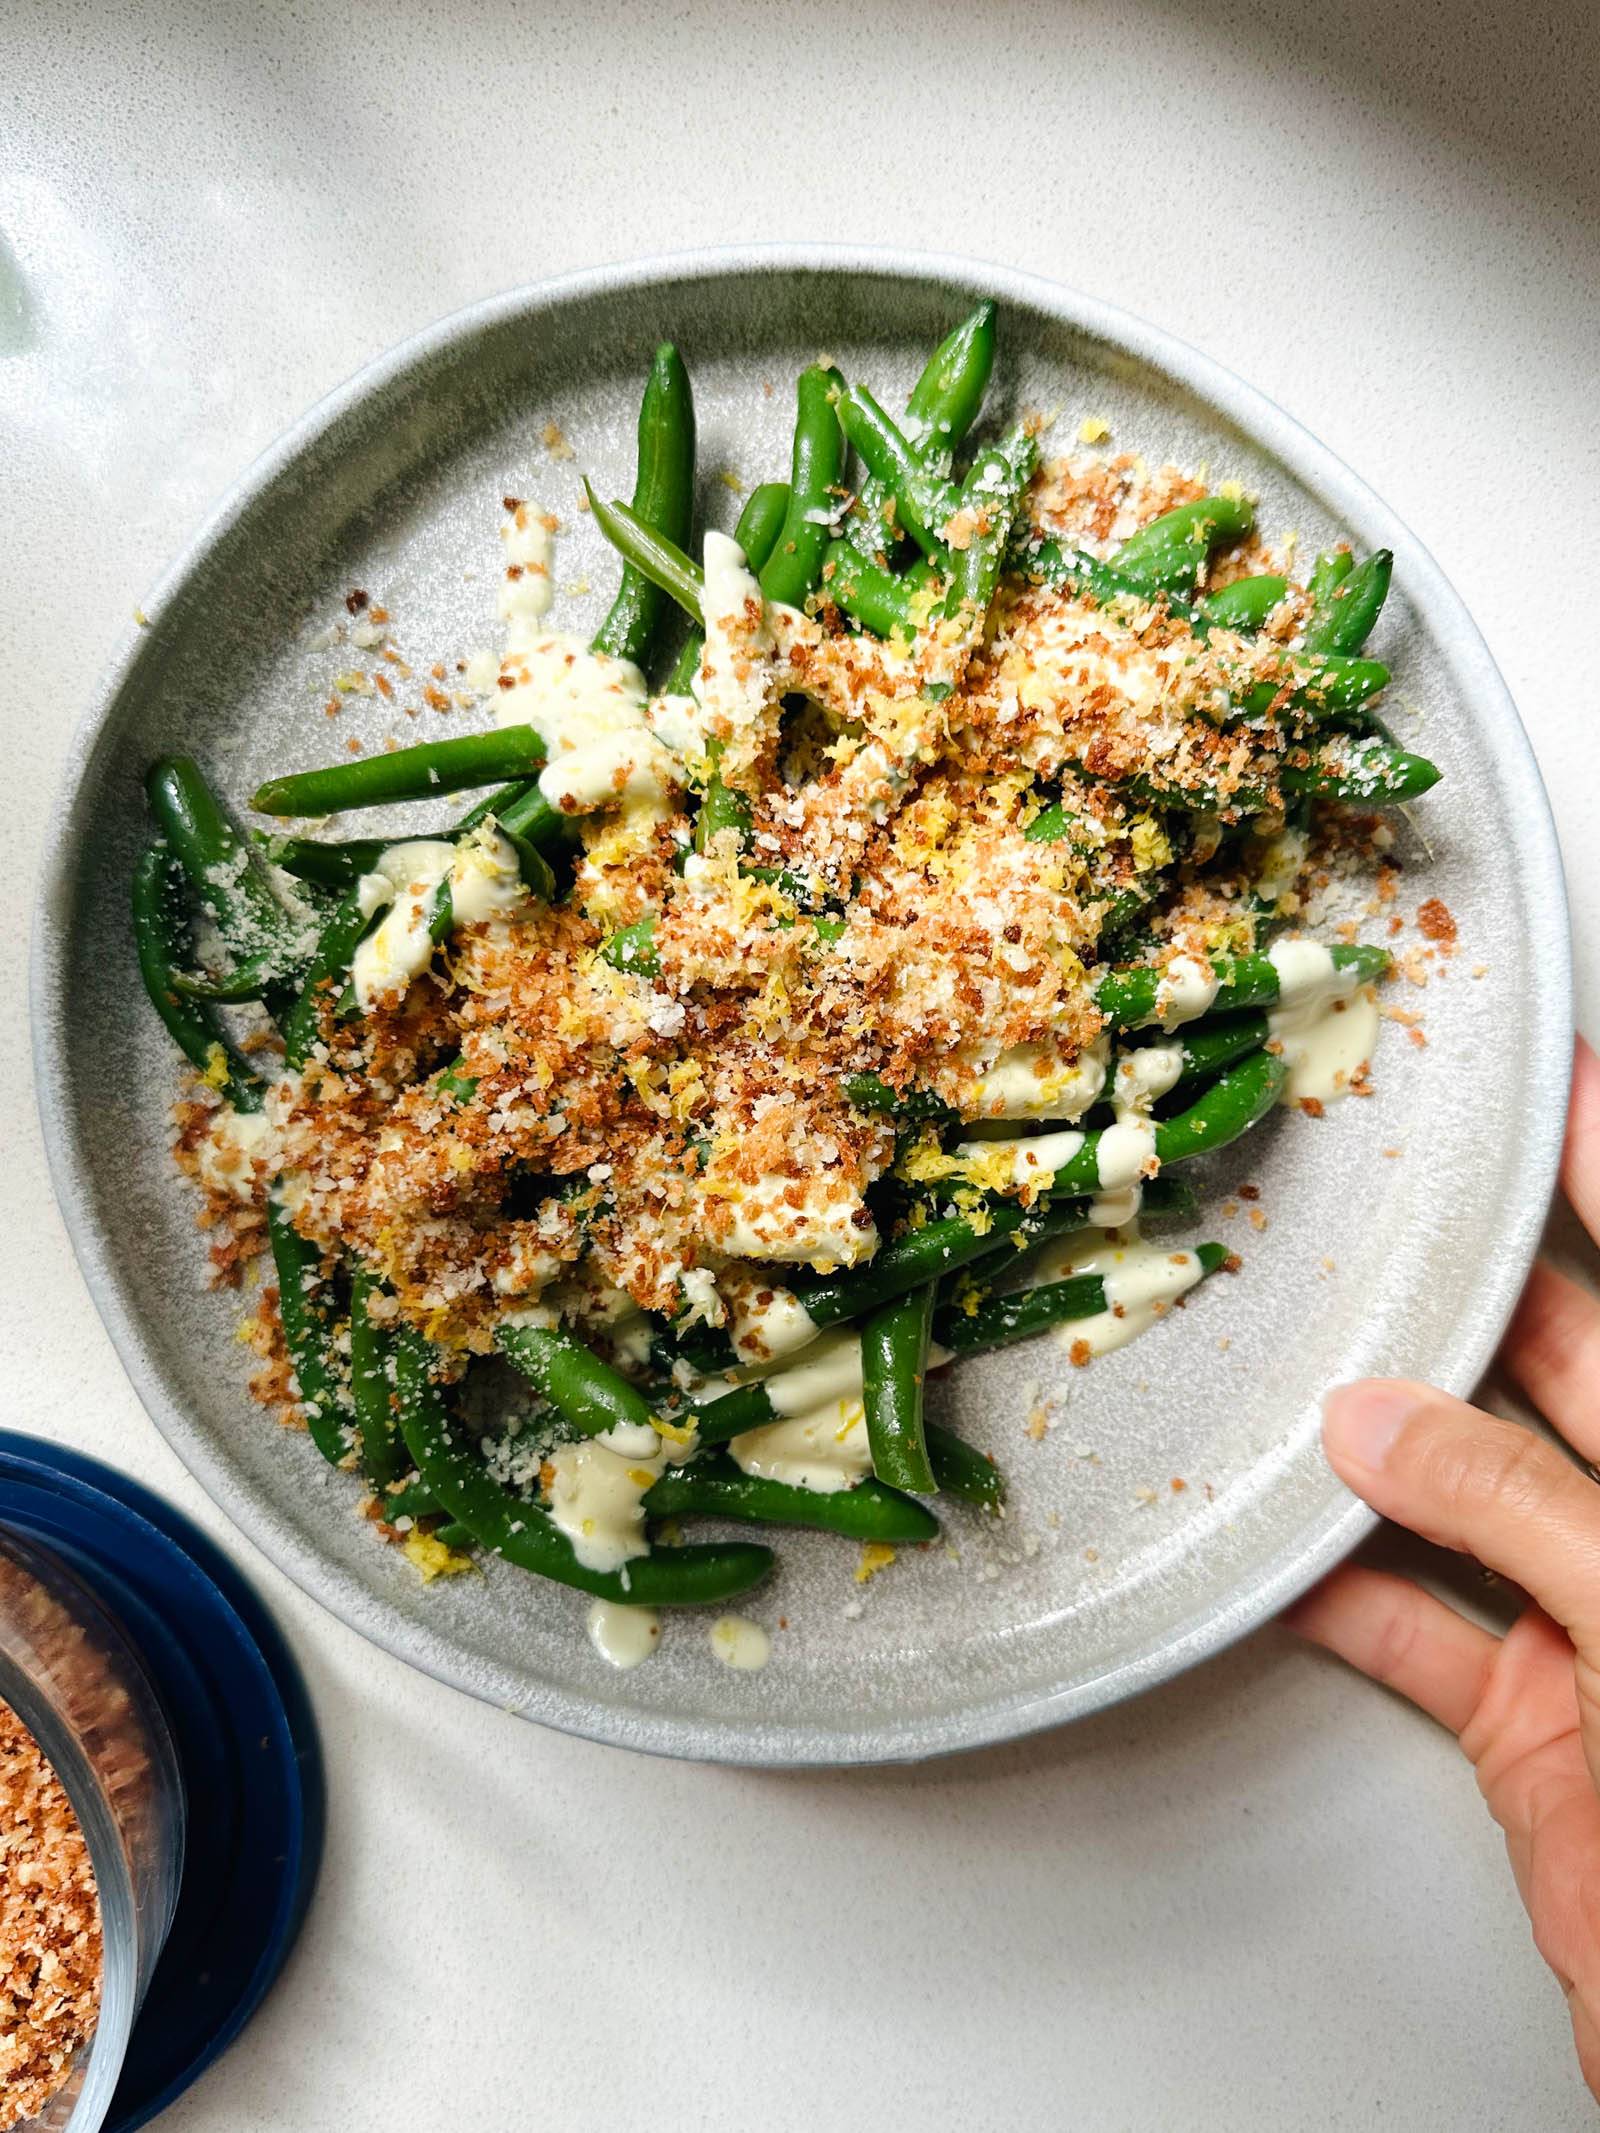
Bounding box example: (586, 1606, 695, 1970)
(1323, 1379, 1600, 1654)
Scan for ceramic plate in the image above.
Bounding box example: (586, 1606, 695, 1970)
(32, 247, 1570, 1763)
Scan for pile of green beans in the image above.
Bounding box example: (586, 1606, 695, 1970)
(129, 303, 1439, 1632)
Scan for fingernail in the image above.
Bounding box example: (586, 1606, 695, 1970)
(1322, 1379, 1417, 1473)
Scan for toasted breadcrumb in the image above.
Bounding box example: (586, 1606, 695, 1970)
(0, 1699, 101, 2129)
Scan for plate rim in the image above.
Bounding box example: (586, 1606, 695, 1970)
(30, 242, 1572, 1765)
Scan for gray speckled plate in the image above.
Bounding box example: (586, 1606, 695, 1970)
(31, 247, 1570, 1765)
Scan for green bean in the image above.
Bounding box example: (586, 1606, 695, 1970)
(904, 301, 997, 467)
(694, 1215, 1231, 1447)
(1096, 880, 1158, 948)
(252, 726, 548, 819)
(1095, 941, 1388, 1031)
(924, 1421, 1005, 1512)
(435, 1057, 478, 1105)
(1043, 1052, 1286, 1196)
(590, 343, 696, 666)
(496, 1322, 669, 1443)
(1111, 494, 1256, 596)
(131, 841, 263, 1108)
(599, 916, 660, 978)
(1020, 539, 1391, 739)
(1198, 575, 1288, 632)
(792, 1203, 1039, 1326)
(1278, 739, 1438, 805)
(834, 381, 958, 561)
(585, 485, 704, 623)
(266, 1196, 354, 1467)
(1022, 801, 1086, 848)
(1016, 538, 1184, 620)
(693, 757, 752, 850)
(146, 757, 309, 1006)
(1302, 549, 1393, 657)
(688, 1373, 816, 1447)
(759, 366, 848, 609)
(372, 1477, 440, 1525)
(665, 481, 791, 695)
(845, 304, 997, 564)
(644, 1455, 938, 1542)
(842, 1072, 954, 1123)
(935, 1242, 1229, 1355)
(1233, 655, 1391, 723)
(279, 881, 373, 1069)
(349, 1267, 406, 1490)
(1307, 549, 1354, 614)
(821, 539, 935, 639)
(265, 774, 577, 890)
(861, 1284, 937, 1494)
(433, 780, 572, 861)
(393, 1330, 771, 1605)
(1122, 732, 1433, 814)
(943, 427, 1037, 627)
(254, 833, 385, 892)
(458, 359, 696, 863)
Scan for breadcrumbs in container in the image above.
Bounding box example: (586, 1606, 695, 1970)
(0, 1696, 101, 2130)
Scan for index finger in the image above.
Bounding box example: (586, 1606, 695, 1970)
(1322, 1378, 1600, 1653)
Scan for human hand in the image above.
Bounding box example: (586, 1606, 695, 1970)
(1287, 1035, 1600, 2100)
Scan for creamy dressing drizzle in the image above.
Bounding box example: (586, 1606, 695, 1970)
(950, 1125, 1085, 1190)
(709, 1615, 771, 1671)
(350, 826, 526, 1012)
(498, 503, 556, 648)
(721, 1271, 821, 1366)
(968, 1036, 1108, 1121)
(691, 531, 811, 774)
(730, 1398, 871, 1494)
(1094, 1116, 1157, 1191)
(195, 1105, 275, 1200)
(711, 1173, 878, 1268)
(697, 531, 775, 741)
(544, 1440, 659, 1572)
(960, 1032, 1186, 1203)
(1266, 938, 1379, 1104)
(494, 631, 677, 815)
(729, 1335, 873, 1492)
(1144, 953, 1221, 1032)
(586, 1600, 661, 1670)
(1028, 1229, 1210, 1357)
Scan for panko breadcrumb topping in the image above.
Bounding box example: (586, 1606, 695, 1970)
(186, 447, 1426, 1411)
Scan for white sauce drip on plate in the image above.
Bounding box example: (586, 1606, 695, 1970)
(586, 1600, 661, 1670)
(709, 1615, 771, 1671)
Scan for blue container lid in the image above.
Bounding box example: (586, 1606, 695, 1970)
(0, 1432, 323, 2131)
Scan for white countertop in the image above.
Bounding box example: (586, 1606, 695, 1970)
(6, 2, 1599, 2124)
